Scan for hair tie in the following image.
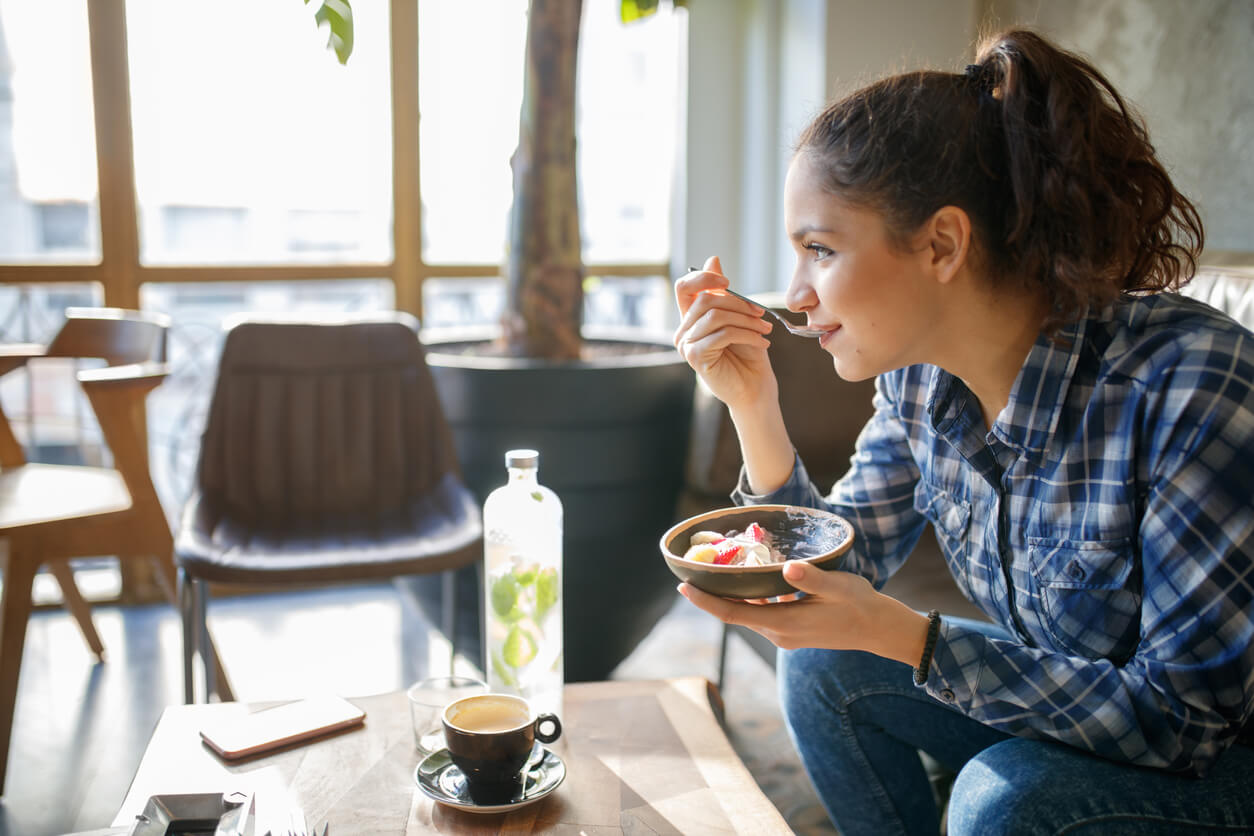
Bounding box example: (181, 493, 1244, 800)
(963, 62, 996, 94)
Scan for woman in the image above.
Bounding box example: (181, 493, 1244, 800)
(673, 28, 1254, 835)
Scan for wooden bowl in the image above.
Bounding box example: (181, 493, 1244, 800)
(659, 505, 854, 599)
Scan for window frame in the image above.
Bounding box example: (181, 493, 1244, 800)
(0, 0, 670, 309)
(0, 0, 672, 604)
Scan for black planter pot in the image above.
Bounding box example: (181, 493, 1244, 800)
(400, 328, 695, 682)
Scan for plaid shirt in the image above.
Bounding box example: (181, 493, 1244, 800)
(735, 292, 1254, 776)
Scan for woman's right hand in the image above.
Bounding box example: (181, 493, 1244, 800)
(674, 256, 777, 411)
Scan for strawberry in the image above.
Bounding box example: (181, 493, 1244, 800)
(713, 538, 743, 565)
(745, 522, 766, 543)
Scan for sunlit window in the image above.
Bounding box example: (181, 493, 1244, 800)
(125, 1, 393, 265)
(418, 0, 527, 266)
(418, 2, 682, 266)
(0, 0, 99, 264)
(578, 5, 681, 264)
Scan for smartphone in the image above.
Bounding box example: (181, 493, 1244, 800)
(199, 694, 366, 761)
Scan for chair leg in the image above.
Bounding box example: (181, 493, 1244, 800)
(0, 548, 38, 795)
(170, 558, 233, 704)
(47, 561, 105, 661)
(193, 579, 222, 702)
(180, 572, 233, 703)
(716, 622, 731, 694)
(441, 570, 457, 672)
(179, 567, 197, 704)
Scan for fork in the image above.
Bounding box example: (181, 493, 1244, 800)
(275, 806, 308, 836)
(689, 267, 827, 338)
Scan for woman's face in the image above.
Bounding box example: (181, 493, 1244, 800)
(783, 153, 942, 381)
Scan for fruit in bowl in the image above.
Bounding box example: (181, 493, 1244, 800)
(660, 504, 854, 599)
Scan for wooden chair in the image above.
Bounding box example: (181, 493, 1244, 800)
(0, 307, 231, 795)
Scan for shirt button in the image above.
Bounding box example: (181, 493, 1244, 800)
(941, 689, 955, 702)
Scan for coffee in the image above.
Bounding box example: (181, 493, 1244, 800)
(447, 697, 529, 733)
(442, 693, 562, 805)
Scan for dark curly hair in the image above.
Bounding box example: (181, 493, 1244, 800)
(795, 29, 1204, 334)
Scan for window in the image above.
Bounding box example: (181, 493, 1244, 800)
(578, 4, 682, 264)
(0, 0, 99, 264)
(125, 1, 394, 265)
(417, 1, 682, 266)
(0, 1, 686, 603)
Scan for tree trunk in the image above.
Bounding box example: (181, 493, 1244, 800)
(502, 0, 584, 360)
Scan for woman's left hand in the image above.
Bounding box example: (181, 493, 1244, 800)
(678, 561, 930, 666)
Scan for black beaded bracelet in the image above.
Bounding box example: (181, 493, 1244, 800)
(914, 609, 942, 685)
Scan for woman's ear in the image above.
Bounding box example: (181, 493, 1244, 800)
(923, 206, 971, 285)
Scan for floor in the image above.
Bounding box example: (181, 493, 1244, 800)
(0, 545, 978, 836)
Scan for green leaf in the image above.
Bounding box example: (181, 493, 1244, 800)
(503, 625, 538, 668)
(621, 0, 686, 23)
(306, 0, 354, 64)
(535, 567, 559, 622)
(620, 0, 659, 23)
(491, 650, 519, 687)
(531, 491, 544, 502)
(491, 573, 523, 621)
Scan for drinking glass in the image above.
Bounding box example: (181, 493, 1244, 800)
(407, 675, 488, 755)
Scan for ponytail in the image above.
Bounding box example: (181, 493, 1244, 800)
(796, 28, 1204, 333)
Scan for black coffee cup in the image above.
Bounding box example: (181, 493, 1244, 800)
(442, 693, 562, 805)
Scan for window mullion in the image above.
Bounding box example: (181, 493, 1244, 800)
(87, 0, 140, 311)
(391, 0, 421, 318)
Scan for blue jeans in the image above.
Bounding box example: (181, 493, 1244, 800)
(779, 616, 1254, 835)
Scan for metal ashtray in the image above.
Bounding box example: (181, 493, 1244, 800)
(128, 792, 243, 835)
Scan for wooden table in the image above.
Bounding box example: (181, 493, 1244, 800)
(110, 677, 789, 834)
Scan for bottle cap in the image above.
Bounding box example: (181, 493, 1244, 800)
(505, 449, 539, 469)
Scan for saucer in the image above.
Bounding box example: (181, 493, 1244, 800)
(414, 744, 566, 814)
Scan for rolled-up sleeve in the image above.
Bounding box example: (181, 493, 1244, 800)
(732, 374, 928, 589)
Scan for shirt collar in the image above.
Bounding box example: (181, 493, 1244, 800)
(997, 314, 1089, 457)
(925, 313, 1090, 459)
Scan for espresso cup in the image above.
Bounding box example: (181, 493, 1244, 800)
(442, 693, 561, 805)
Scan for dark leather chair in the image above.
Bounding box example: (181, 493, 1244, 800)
(175, 313, 482, 703)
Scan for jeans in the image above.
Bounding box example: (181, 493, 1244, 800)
(779, 616, 1254, 835)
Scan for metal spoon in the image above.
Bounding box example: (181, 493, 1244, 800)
(689, 268, 827, 339)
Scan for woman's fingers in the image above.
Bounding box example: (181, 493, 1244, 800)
(676, 317, 771, 365)
(677, 566, 877, 652)
(677, 582, 797, 628)
(675, 269, 725, 318)
(675, 255, 735, 316)
(675, 288, 773, 348)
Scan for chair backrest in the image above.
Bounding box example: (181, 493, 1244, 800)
(44, 307, 169, 364)
(196, 313, 461, 522)
(1179, 265, 1254, 331)
(0, 308, 170, 471)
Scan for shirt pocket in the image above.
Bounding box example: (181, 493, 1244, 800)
(913, 483, 973, 599)
(1027, 537, 1141, 662)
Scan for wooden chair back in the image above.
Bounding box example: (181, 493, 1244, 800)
(44, 307, 169, 365)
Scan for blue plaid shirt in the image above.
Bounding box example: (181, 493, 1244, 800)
(735, 292, 1254, 776)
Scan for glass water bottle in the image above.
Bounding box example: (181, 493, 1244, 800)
(482, 449, 564, 719)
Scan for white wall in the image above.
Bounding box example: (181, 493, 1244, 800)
(681, 0, 977, 302)
(984, 0, 1254, 258)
